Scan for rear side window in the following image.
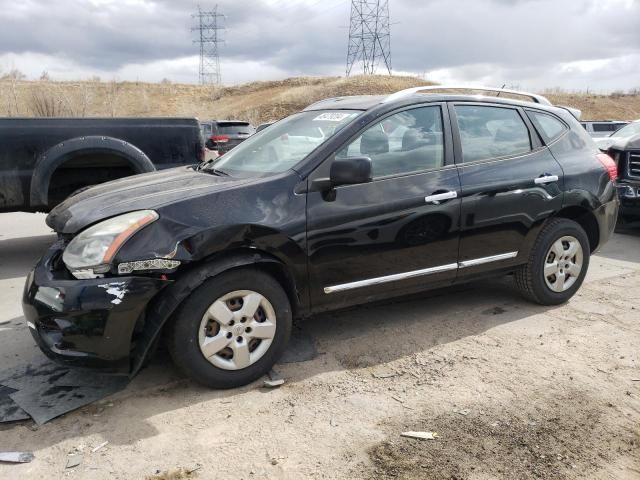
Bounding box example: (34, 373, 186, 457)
(454, 105, 531, 162)
(527, 111, 567, 144)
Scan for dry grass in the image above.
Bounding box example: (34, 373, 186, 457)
(0, 76, 638, 122)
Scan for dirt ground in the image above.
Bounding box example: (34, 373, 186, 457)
(0, 212, 639, 480)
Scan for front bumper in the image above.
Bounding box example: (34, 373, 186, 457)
(617, 181, 640, 222)
(22, 242, 170, 372)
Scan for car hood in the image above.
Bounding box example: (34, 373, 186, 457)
(47, 166, 249, 234)
(595, 133, 640, 152)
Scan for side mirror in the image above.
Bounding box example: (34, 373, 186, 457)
(330, 156, 372, 186)
(310, 156, 372, 193)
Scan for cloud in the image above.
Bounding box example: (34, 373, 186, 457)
(0, 0, 637, 91)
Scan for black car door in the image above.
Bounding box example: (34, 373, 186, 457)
(306, 104, 461, 311)
(450, 103, 564, 276)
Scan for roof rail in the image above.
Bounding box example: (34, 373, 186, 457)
(383, 85, 552, 106)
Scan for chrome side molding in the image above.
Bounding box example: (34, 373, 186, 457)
(323, 263, 458, 294)
(324, 251, 519, 294)
(458, 251, 518, 268)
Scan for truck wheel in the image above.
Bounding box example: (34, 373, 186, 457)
(515, 218, 590, 305)
(167, 268, 292, 389)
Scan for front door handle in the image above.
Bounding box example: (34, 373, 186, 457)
(425, 191, 457, 204)
(534, 175, 559, 185)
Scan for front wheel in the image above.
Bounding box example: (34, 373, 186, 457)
(167, 268, 292, 389)
(515, 218, 590, 305)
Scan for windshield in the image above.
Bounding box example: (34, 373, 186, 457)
(611, 121, 640, 138)
(208, 110, 361, 177)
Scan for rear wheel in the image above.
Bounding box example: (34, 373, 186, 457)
(167, 268, 292, 389)
(515, 218, 590, 305)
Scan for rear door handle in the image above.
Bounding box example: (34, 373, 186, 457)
(425, 191, 457, 204)
(534, 175, 559, 185)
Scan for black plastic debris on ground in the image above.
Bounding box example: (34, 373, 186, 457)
(279, 325, 318, 364)
(0, 385, 30, 423)
(0, 354, 128, 425)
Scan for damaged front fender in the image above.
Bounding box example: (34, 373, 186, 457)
(129, 250, 297, 375)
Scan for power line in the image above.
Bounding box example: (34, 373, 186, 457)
(346, 0, 392, 76)
(192, 4, 225, 85)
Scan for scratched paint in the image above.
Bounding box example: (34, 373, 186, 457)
(98, 282, 128, 305)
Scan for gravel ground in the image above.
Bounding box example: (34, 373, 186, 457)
(0, 212, 638, 480)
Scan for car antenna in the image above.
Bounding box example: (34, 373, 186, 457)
(496, 84, 506, 98)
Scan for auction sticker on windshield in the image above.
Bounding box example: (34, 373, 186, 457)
(313, 112, 355, 122)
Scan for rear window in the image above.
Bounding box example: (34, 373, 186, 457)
(216, 122, 255, 135)
(455, 105, 532, 162)
(592, 123, 621, 133)
(527, 111, 567, 144)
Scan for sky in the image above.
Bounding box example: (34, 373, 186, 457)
(0, 0, 638, 91)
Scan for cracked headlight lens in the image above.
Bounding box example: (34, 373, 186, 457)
(63, 210, 158, 276)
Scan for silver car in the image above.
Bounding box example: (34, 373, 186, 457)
(594, 119, 640, 151)
(582, 120, 629, 139)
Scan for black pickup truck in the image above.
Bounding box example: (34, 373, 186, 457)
(0, 117, 204, 212)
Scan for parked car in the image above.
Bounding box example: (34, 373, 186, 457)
(595, 119, 640, 151)
(602, 120, 640, 225)
(23, 86, 618, 389)
(200, 120, 255, 155)
(0, 117, 204, 212)
(581, 120, 629, 138)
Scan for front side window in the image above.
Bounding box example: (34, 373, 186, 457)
(455, 105, 532, 162)
(527, 111, 567, 144)
(209, 110, 360, 177)
(338, 106, 444, 178)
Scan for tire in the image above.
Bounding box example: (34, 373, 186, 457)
(167, 268, 292, 389)
(515, 218, 590, 305)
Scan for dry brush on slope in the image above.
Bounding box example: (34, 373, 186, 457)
(0, 76, 638, 123)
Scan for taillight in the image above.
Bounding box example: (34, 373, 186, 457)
(211, 135, 229, 143)
(596, 153, 617, 181)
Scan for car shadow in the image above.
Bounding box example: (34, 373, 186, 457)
(0, 274, 560, 453)
(0, 231, 566, 453)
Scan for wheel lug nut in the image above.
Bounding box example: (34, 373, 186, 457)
(229, 320, 235, 326)
(245, 327, 252, 333)
(237, 336, 243, 343)
(226, 332, 232, 339)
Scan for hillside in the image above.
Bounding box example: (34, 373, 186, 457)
(1, 75, 638, 123)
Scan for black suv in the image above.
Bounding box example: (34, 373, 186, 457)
(200, 120, 255, 154)
(23, 86, 619, 389)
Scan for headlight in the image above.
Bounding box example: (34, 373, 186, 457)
(63, 210, 158, 277)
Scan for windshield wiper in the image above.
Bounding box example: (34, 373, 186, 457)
(196, 159, 229, 176)
(199, 164, 230, 176)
